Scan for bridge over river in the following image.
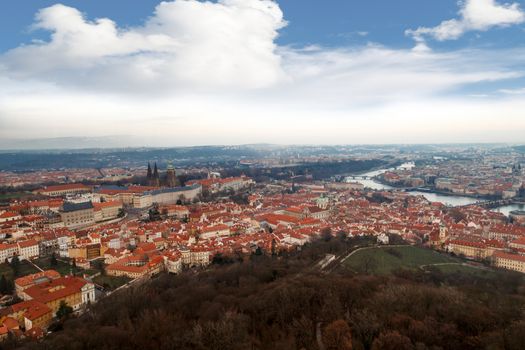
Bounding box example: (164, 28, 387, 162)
(454, 198, 525, 210)
(347, 175, 372, 180)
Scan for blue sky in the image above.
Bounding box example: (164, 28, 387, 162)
(2, 0, 523, 51)
(1, 0, 525, 146)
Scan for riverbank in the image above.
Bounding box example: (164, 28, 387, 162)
(493, 203, 525, 217)
(369, 176, 495, 200)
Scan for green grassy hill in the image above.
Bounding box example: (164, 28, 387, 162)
(343, 245, 459, 274)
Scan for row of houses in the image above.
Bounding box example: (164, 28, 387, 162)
(447, 237, 525, 274)
(0, 240, 40, 262)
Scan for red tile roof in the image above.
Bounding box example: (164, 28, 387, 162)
(23, 276, 88, 304)
(494, 251, 525, 263)
(15, 270, 61, 288)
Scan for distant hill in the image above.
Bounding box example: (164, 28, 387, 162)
(0, 146, 265, 171)
(0, 136, 146, 150)
(0, 143, 388, 172)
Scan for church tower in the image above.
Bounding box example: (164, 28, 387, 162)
(146, 162, 153, 180)
(152, 162, 160, 187)
(165, 161, 179, 187)
(439, 222, 448, 242)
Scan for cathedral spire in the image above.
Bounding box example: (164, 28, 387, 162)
(153, 162, 160, 187)
(147, 162, 152, 179)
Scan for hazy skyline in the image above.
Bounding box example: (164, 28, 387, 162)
(1, 0, 525, 147)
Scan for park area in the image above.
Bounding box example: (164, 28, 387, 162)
(343, 245, 461, 275)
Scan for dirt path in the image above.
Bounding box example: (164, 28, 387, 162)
(419, 262, 490, 271)
(27, 259, 44, 272)
(316, 322, 325, 350)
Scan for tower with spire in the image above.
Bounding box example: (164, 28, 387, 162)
(146, 162, 152, 183)
(152, 162, 160, 187)
(439, 222, 448, 242)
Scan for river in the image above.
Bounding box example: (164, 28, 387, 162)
(492, 203, 525, 216)
(407, 191, 481, 207)
(346, 162, 480, 207)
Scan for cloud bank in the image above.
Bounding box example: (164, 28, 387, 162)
(1, 0, 525, 146)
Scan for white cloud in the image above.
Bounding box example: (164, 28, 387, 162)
(499, 87, 525, 94)
(0, 0, 525, 145)
(407, 0, 525, 42)
(1, 0, 520, 99)
(0, 0, 287, 90)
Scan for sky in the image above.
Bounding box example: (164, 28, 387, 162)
(1, 0, 525, 147)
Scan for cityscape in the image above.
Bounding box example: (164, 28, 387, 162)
(0, 145, 525, 347)
(2, 0, 525, 349)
